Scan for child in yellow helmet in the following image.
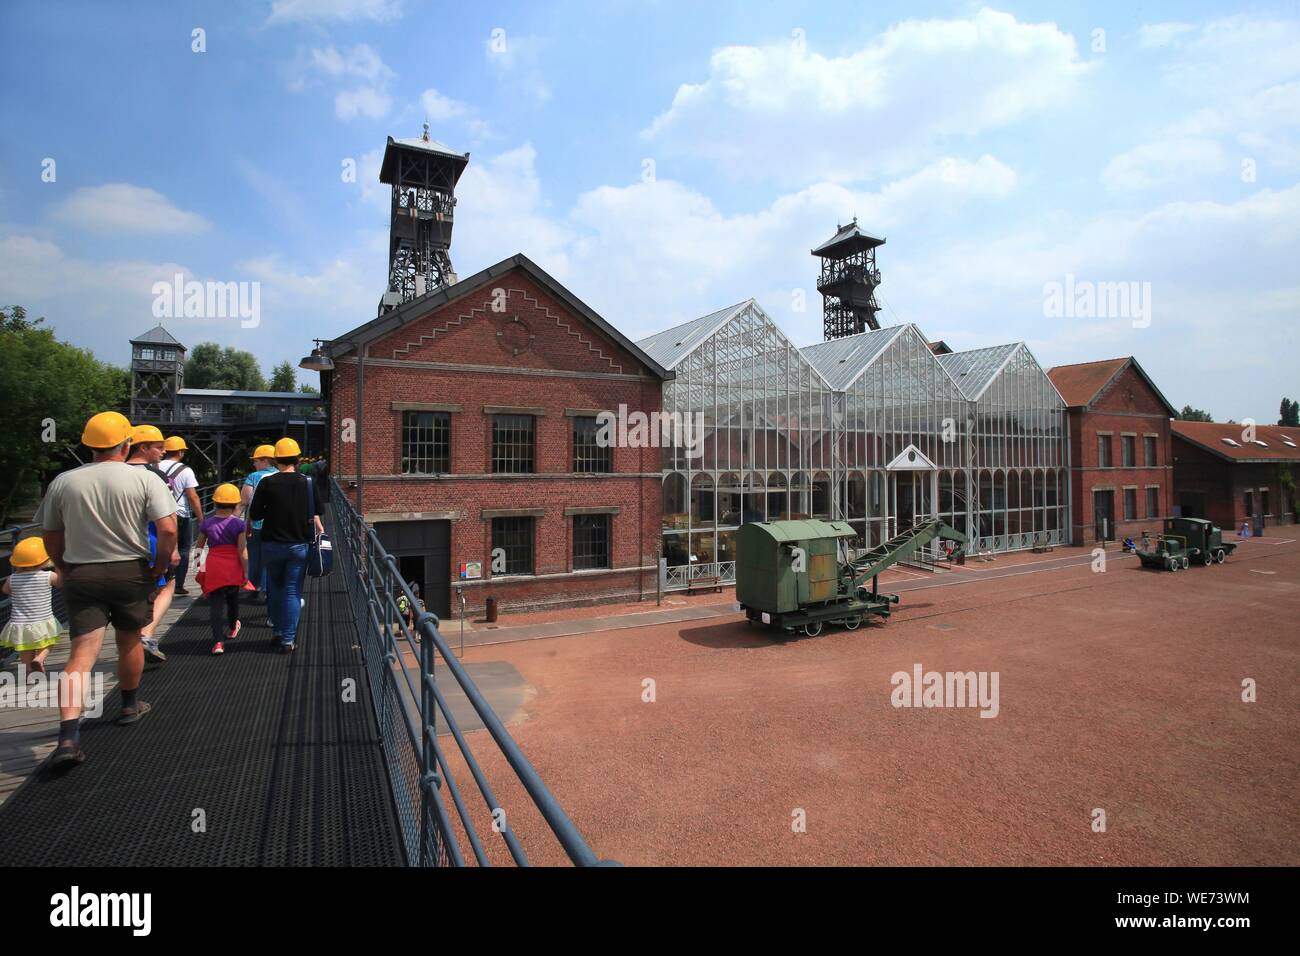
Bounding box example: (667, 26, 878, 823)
(194, 484, 249, 655)
(1, 536, 64, 676)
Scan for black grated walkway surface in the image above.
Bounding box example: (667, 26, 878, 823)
(0, 571, 404, 866)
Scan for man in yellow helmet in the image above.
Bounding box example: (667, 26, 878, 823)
(159, 436, 201, 595)
(34, 411, 177, 770)
(126, 424, 179, 664)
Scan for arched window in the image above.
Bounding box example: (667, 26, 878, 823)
(690, 473, 715, 527)
(812, 471, 832, 519)
(662, 472, 688, 531)
(767, 472, 789, 521)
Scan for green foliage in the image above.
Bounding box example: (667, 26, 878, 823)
(184, 342, 268, 391)
(269, 360, 297, 393)
(1177, 405, 1213, 422)
(1280, 397, 1299, 427)
(298, 382, 320, 395)
(0, 306, 130, 523)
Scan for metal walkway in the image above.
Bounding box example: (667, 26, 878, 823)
(0, 572, 403, 866)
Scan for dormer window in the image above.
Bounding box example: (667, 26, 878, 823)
(1220, 438, 1240, 447)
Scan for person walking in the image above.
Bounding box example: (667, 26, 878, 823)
(159, 436, 201, 595)
(248, 438, 323, 653)
(237, 444, 277, 603)
(195, 483, 248, 655)
(0, 537, 64, 677)
(35, 411, 176, 770)
(126, 424, 178, 664)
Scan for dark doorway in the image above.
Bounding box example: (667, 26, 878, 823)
(374, 520, 451, 619)
(1093, 490, 1115, 541)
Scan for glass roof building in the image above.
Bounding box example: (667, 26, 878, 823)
(638, 300, 1067, 590)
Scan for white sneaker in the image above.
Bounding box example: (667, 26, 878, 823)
(300, 598, 305, 608)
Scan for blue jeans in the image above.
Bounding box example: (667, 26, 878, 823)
(175, 516, 193, 590)
(261, 541, 308, 645)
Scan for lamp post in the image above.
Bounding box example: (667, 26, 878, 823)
(299, 337, 365, 514)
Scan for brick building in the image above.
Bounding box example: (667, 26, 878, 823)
(1171, 421, 1300, 533)
(1047, 357, 1176, 545)
(320, 254, 672, 618)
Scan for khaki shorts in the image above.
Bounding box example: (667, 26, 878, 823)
(62, 559, 157, 638)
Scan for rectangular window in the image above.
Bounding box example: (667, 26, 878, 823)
(492, 414, 535, 474)
(401, 411, 450, 474)
(161, 349, 175, 361)
(1144, 436, 1157, 467)
(1122, 435, 1135, 468)
(1124, 488, 1137, 521)
(1097, 434, 1112, 468)
(572, 514, 611, 569)
(572, 416, 612, 473)
(1146, 487, 1159, 519)
(491, 517, 534, 575)
(139, 347, 155, 360)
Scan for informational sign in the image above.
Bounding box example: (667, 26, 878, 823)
(458, 561, 482, 580)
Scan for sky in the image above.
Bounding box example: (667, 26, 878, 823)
(0, 0, 1296, 420)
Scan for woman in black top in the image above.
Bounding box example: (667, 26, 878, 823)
(247, 438, 323, 652)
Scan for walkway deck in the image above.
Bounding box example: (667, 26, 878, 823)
(0, 573, 403, 866)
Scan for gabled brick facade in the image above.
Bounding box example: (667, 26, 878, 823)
(324, 257, 669, 618)
(1048, 357, 1176, 545)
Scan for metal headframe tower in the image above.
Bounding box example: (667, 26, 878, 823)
(377, 125, 470, 315)
(129, 324, 186, 424)
(813, 219, 885, 339)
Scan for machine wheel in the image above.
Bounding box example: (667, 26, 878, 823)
(1215, 549, 1226, 564)
(1180, 555, 1189, 570)
(843, 614, 862, 631)
(802, 621, 823, 637)
(1203, 550, 1214, 566)
(1165, 557, 1176, 572)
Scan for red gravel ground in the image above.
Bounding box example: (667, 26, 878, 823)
(454, 534, 1300, 866)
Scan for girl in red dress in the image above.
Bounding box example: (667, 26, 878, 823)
(196, 483, 249, 655)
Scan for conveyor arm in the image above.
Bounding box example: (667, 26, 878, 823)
(846, 519, 968, 589)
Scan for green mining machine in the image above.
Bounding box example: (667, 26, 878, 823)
(1135, 516, 1238, 571)
(736, 518, 968, 636)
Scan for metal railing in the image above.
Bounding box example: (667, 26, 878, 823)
(329, 478, 605, 867)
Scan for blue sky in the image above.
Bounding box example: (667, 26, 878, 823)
(1, 0, 1296, 419)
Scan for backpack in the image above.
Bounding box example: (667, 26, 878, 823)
(159, 460, 191, 503)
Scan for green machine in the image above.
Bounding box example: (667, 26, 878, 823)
(736, 518, 968, 636)
(1136, 517, 1236, 570)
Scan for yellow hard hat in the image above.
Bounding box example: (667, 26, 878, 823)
(212, 483, 241, 506)
(163, 436, 188, 452)
(81, 411, 134, 449)
(274, 437, 301, 457)
(251, 444, 276, 460)
(130, 424, 165, 444)
(10, 536, 50, 568)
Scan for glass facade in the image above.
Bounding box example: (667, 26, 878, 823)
(640, 301, 1068, 589)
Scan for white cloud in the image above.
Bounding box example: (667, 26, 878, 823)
(51, 184, 211, 235)
(289, 44, 395, 120)
(420, 88, 469, 121)
(642, 8, 1090, 183)
(336, 86, 391, 120)
(267, 0, 402, 24)
(1157, 15, 1300, 96)
(1137, 22, 1195, 47)
(484, 33, 551, 105)
(1101, 139, 1227, 192)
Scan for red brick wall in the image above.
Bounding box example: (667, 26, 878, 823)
(1064, 363, 1173, 544)
(1172, 436, 1297, 533)
(327, 267, 665, 614)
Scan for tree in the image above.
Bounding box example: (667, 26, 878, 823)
(184, 342, 267, 391)
(298, 382, 320, 395)
(1280, 398, 1299, 427)
(269, 360, 297, 393)
(1178, 405, 1213, 422)
(0, 306, 130, 523)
